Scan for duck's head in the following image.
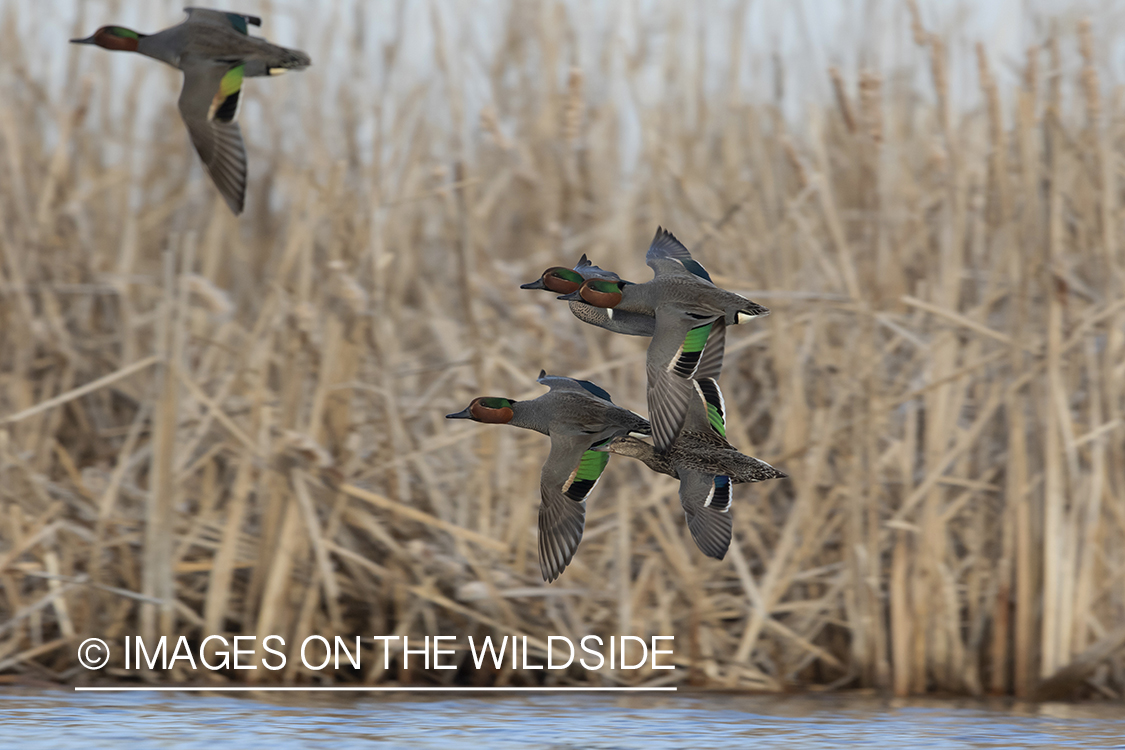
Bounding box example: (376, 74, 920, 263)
(446, 397, 515, 424)
(70, 26, 144, 52)
(558, 278, 623, 308)
(591, 435, 654, 458)
(520, 266, 584, 294)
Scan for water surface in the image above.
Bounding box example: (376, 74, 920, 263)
(1, 688, 1122, 749)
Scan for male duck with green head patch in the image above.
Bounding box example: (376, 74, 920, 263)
(520, 254, 657, 337)
(71, 8, 311, 214)
(447, 371, 650, 582)
(559, 227, 769, 452)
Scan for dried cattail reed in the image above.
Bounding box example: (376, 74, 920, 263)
(480, 104, 512, 151)
(562, 66, 584, 144)
(906, 0, 927, 47)
(1077, 19, 1101, 127)
(858, 70, 883, 145)
(829, 67, 856, 133)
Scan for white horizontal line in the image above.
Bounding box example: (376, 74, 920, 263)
(74, 686, 677, 692)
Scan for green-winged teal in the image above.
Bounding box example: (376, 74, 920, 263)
(447, 371, 650, 582)
(596, 377, 786, 558)
(521, 255, 656, 337)
(557, 228, 768, 326)
(560, 228, 767, 451)
(71, 8, 311, 214)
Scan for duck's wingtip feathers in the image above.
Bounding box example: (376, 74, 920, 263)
(686, 508, 733, 560)
(538, 482, 586, 583)
(537, 516, 583, 583)
(646, 225, 699, 271)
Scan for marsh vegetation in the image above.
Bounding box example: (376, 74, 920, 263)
(0, 1, 1122, 697)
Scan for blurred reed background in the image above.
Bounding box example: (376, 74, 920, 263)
(0, 0, 1123, 698)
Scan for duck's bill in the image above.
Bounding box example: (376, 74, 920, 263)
(589, 437, 615, 452)
(519, 279, 547, 290)
(70, 34, 97, 44)
(445, 407, 473, 419)
(556, 290, 581, 301)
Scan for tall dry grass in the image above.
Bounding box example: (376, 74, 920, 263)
(0, 2, 1123, 698)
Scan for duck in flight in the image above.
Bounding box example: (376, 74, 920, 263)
(71, 8, 311, 214)
(447, 371, 650, 582)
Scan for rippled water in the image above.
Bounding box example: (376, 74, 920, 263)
(1, 688, 1123, 749)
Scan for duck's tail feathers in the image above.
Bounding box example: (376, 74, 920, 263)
(279, 47, 312, 70)
(733, 301, 770, 324)
(244, 47, 312, 77)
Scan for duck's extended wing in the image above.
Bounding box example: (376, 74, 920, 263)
(178, 60, 247, 214)
(695, 318, 726, 381)
(647, 311, 722, 451)
(536, 370, 614, 403)
(645, 226, 714, 282)
(537, 435, 610, 582)
(678, 470, 733, 559)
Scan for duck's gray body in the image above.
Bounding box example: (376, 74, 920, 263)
(605, 432, 786, 485)
(71, 8, 311, 214)
(608, 230, 769, 327)
(598, 378, 786, 559)
(135, 10, 309, 73)
(447, 372, 650, 582)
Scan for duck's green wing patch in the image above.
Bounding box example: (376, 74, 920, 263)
(210, 65, 244, 123)
(184, 7, 262, 34)
(694, 378, 726, 437)
(562, 447, 610, 502)
(695, 319, 726, 381)
(670, 321, 712, 378)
